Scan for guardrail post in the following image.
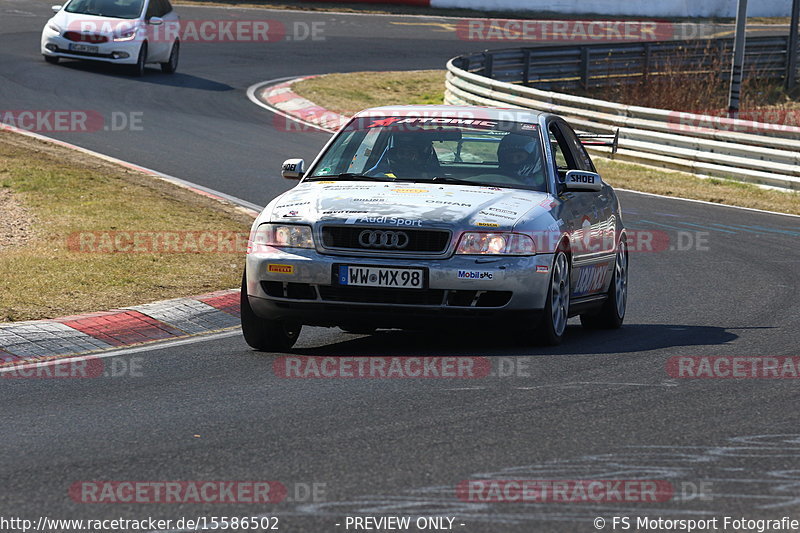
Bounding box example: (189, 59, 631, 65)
(483, 51, 494, 78)
(580, 48, 590, 89)
(523, 49, 531, 86)
(643, 43, 652, 81)
(786, 0, 800, 90)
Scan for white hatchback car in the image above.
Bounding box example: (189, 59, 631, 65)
(41, 0, 180, 75)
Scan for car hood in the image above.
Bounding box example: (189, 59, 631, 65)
(267, 181, 558, 229)
(50, 11, 140, 35)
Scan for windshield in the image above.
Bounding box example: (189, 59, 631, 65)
(307, 116, 548, 192)
(65, 0, 145, 19)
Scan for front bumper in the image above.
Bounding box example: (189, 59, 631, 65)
(246, 248, 554, 328)
(41, 30, 141, 64)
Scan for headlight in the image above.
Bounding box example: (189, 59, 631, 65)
(47, 22, 62, 34)
(251, 224, 314, 251)
(113, 27, 138, 41)
(455, 232, 535, 255)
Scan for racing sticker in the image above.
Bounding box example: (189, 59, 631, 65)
(475, 222, 500, 228)
(572, 262, 609, 296)
(457, 270, 494, 280)
(267, 264, 294, 275)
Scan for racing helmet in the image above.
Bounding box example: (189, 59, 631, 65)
(497, 134, 540, 177)
(386, 135, 432, 175)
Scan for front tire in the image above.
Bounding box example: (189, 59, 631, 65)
(43, 55, 59, 64)
(131, 41, 147, 77)
(536, 250, 570, 345)
(240, 270, 301, 351)
(161, 40, 179, 74)
(580, 238, 628, 329)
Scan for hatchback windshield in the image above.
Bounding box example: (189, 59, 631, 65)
(65, 0, 145, 19)
(307, 116, 548, 192)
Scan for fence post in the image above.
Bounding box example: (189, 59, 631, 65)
(483, 51, 494, 78)
(644, 43, 652, 81)
(523, 49, 531, 86)
(786, 0, 800, 90)
(580, 48, 590, 89)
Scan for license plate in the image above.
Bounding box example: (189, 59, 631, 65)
(69, 43, 99, 54)
(338, 266, 425, 289)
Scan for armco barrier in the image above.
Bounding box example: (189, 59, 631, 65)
(445, 48, 800, 191)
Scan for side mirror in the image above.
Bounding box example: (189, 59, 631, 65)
(563, 170, 603, 192)
(148, 16, 163, 25)
(51, 4, 61, 12)
(281, 158, 304, 180)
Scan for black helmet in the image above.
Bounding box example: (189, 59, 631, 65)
(498, 134, 539, 177)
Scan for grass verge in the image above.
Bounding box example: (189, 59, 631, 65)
(291, 70, 799, 215)
(0, 131, 253, 322)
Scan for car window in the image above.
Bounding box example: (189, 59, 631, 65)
(307, 117, 548, 192)
(161, 0, 173, 15)
(145, 0, 160, 19)
(65, 0, 145, 19)
(548, 124, 574, 173)
(557, 122, 595, 172)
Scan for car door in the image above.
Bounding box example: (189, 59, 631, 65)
(143, 0, 168, 60)
(547, 119, 615, 298)
(159, 0, 180, 58)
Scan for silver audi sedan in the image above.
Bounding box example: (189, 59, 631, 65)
(242, 105, 628, 350)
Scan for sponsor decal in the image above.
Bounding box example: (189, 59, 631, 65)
(457, 270, 494, 280)
(267, 264, 294, 274)
(425, 200, 472, 207)
(350, 215, 423, 227)
(476, 222, 500, 228)
(282, 210, 299, 217)
(274, 201, 310, 208)
(391, 188, 428, 194)
(573, 262, 609, 296)
(536, 265, 549, 274)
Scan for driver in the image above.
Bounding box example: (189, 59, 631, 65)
(497, 134, 544, 186)
(384, 136, 439, 179)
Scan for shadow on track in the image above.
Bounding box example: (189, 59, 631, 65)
(54, 60, 234, 91)
(288, 323, 744, 357)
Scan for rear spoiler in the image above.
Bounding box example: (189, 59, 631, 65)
(577, 129, 619, 155)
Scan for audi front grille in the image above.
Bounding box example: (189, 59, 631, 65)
(320, 226, 451, 254)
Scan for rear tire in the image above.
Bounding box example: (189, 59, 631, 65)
(160, 40, 179, 74)
(43, 55, 59, 64)
(580, 238, 628, 329)
(535, 250, 570, 346)
(131, 41, 147, 77)
(240, 270, 301, 351)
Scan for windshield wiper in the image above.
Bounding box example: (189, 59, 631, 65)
(411, 176, 485, 186)
(307, 173, 385, 182)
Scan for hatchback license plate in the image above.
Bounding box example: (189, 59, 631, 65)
(69, 43, 99, 53)
(338, 266, 425, 289)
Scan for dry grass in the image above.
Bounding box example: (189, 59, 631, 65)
(292, 70, 445, 115)
(292, 69, 800, 215)
(595, 157, 800, 215)
(0, 131, 252, 322)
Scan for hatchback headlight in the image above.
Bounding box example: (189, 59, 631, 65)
(251, 224, 314, 250)
(455, 232, 535, 255)
(113, 27, 138, 41)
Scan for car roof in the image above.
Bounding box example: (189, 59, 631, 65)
(352, 105, 547, 123)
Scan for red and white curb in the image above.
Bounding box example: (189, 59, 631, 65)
(248, 76, 348, 134)
(0, 290, 241, 367)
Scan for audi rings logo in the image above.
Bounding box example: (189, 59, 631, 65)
(358, 230, 410, 249)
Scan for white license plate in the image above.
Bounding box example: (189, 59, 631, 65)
(338, 266, 425, 289)
(69, 43, 99, 53)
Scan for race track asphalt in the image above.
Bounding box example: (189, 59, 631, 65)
(1, 2, 799, 531)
